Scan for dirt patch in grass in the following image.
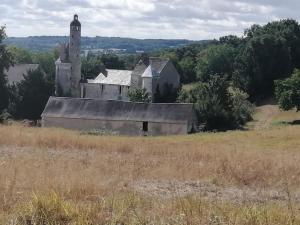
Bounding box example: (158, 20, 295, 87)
(134, 179, 300, 204)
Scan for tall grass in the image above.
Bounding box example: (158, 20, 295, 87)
(0, 123, 300, 224)
(11, 192, 300, 225)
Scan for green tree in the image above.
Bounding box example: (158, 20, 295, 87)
(81, 56, 105, 79)
(100, 54, 125, 70)
(196, 44, 237, 81)
(0, 26, 13, 112)
(234, 34, 292, 99)
(128, 88, 151, 103)
(275, 69, 300, 111)
(32, 50, 57, 94)
(10, 68, 53, 120)
(178, 76, 253, 131)
(7, 45, 33, 64)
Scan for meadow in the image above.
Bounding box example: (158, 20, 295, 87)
(0, 106, 299, 224)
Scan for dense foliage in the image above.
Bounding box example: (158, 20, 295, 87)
(160, 19, 300, 101)
(128, 88, 151, 103)
(178, 76, 254, 131)
(82, 54, 138, 80)
(0, 26, 13, 112)
(9, 68, 53, 120)
(275, 69, 300, 111)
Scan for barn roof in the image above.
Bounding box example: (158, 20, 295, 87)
(6, 64, 39, 85)
(87, 69, 132, 86)
(42, 97, 195, 124)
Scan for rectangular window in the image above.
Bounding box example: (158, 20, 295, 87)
(101, 85, 104, 94)
(119, 86, 122, 95)
(143, 122, 148, 132)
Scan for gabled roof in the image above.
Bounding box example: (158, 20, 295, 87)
(87, 69, 132, 86)
(141, 65, 153, 78)
(6, 64, 39, 85)
(132, 57, 170, 79)
(149, 57, 169, 75)
(42, 97, 195, 124)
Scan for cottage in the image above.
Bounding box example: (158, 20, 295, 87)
(42, 97, 197, 136)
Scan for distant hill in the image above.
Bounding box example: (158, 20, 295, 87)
(4, 36, 208, 53)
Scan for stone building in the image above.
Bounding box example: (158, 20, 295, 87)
(42, 97, 197, 136)
(45, 15, 196, 136)
(55, 15, 180, 101)
(82, 69, 132, 101)
(55, 14, 81, 97)
(81, 56, 180, 101)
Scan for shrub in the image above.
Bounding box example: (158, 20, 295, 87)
(178, 76, 254, 131)
(128, 88, 151, 103)
(275, 69, 300, 111)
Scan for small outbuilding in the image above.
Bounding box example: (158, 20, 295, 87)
(41, 97, 197, 136)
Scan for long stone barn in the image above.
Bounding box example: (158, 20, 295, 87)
(41, 97, 197, 136)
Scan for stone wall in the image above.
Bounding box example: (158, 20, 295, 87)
(42, 117, 188, 136)
(55, 62, 72, 95)
(153, 61, 180, 94)
(82, 83, 130, 101)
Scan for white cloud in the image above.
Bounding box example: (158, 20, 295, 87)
(0, 0, 299, 39)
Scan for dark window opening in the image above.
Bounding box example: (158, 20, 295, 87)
(143, 122, 148, 132)
(119, 86, 122, 95)
(101, 85, 104, 94)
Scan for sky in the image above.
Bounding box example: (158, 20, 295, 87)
(0, 0, 299, 40)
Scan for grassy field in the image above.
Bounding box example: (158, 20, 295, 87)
(0, 107, 300, 224)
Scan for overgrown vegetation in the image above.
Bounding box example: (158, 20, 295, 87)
(0, 26, 13, 113)
(178, 76, 254, 130)
(8, 68, 53, 120)
(275, 69, 300, 111)
(128, 88, 152, 103)
(159, 19, 300, 101)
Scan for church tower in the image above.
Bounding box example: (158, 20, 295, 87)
(69, 14, 81, 97)
(55, 15, 82, 97)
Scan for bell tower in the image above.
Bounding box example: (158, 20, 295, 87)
(69, 14, 81, 97)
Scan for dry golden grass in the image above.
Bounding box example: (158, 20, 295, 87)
(0, 118, 300, 224)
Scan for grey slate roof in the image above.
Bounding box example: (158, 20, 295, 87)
(132, 57, 169, 79)
(149, 57, 169, 76)
(42, 97, 194, 124)
(6, 64, 39, 85)
(87, 69, 132, 86)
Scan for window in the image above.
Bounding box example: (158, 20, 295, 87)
(143, 122, 148, 132)
(119, 86, 122, 95)
(101, 85, 104, 94)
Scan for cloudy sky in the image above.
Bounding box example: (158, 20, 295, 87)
(0, 0, 299, 40)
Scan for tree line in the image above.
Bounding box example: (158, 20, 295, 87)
(155, 19, 300, 130)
